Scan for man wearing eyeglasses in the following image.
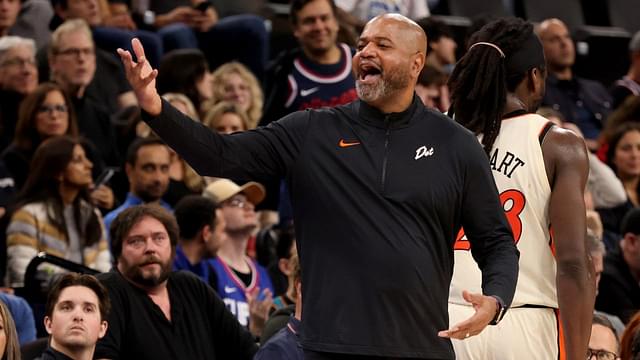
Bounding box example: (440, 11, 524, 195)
(95, 204, 258, 360)
(203, 179, 275, 339)
(587, 314, 620, 360)
(48, 19, 121, 169)
(0, 36, 38, 151)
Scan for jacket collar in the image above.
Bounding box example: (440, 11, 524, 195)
(356, 94, 421, 129)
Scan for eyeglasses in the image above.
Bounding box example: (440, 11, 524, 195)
(224, 198, 252, 209)
(55, 47, 95, 58)
(586, 348, 618, 360)
(0, 57, 36, 68)
(37, 104, 68, 114)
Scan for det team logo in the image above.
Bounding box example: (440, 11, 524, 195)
(415, 146, 434, 160)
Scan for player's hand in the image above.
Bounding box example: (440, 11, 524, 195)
(247, 287, 273, 337)
(117, 38, 162, 116)
(438, 290, 498, 340)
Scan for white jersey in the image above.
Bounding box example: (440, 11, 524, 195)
(449, 113, 557, 308)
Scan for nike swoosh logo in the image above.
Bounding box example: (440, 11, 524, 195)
(339, 139, 361, 148)
(300, 87, 319, 97)
(224, 286, 236, 293)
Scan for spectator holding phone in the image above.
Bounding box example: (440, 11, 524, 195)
(6, 135, 111, 287)
(1, 82, 115, 211)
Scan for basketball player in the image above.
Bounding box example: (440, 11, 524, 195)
(445, 18, 596, 360)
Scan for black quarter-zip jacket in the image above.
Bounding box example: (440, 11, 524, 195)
(144, 95, 519, 359)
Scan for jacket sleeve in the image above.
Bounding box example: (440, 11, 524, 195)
(143, 100, 309, 182)
(459, 134, 520, 307)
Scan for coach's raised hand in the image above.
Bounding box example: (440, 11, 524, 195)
(117, 38, 162, 116)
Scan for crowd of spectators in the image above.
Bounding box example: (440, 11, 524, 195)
(0, 0, 637, 358)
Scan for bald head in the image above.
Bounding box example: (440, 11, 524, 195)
(536, 18, 568, 37)
(536, 18, 575, 74)
(365, 14, 427, 55)
(353, 13, 427, 113)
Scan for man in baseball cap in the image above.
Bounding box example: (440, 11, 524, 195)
(205, 179, 274, 338)
(203, 179, 266, 206)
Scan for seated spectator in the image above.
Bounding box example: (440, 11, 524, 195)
(537, 18, 613, 150)
(261, 0, 357, 127)
(605, 122, 640, 208)
(602, 122, 640, 244)
(207, 61, 262, 129)
(48, 19, 121, 168)
(173, 195, 225, 284)
(0, 0, 19, 38)
(611, 31, 640, 110)
(0, 299, 20, 360)
(103, 137, 172, 230)
(599, 96, 640, 160)
(255, 254, 302, 360)
(588, 314, 620, 360)
(204, 179, 274, 338)
(415, 65, 450, 112)
(1, 82, 116, 212)
(160, 93, 205, 206)
(143, 1, 268, 82)
(42, 273, 109, 360)
(0, 36, 38, 151)
(596, 208, 640, 324)
(50, 0, 163, 67)
(0, 291, 36, 344)
(6, 135, 111, 287)
(94, 205, 258, 359)
(202, 101, 249, 135)
(2, 82, 78, 189)
(157, 49, 212, 117)
(416, 17, 457, 74)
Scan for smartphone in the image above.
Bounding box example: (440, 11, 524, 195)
(94, 168, 116, 188)
(193, 1, 211, 12)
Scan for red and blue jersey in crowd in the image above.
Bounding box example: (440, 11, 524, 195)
(209, 256, 274, 327)
(284, 43, 358, 113)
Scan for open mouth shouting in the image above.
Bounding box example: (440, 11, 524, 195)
(357, 62, 382, 85)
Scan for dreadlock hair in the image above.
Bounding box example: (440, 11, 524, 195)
(448, 17, 541, 155)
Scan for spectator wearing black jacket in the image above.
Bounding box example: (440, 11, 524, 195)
(48, 19, 121, 168)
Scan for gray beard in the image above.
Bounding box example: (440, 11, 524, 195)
(356, 79, 390, 103)
(355, 67, 411, 104)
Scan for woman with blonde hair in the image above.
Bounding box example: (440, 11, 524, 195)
(202, 101, 250, 135)
(208, 62, 263, 129)
(0, 300, 20, 360)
